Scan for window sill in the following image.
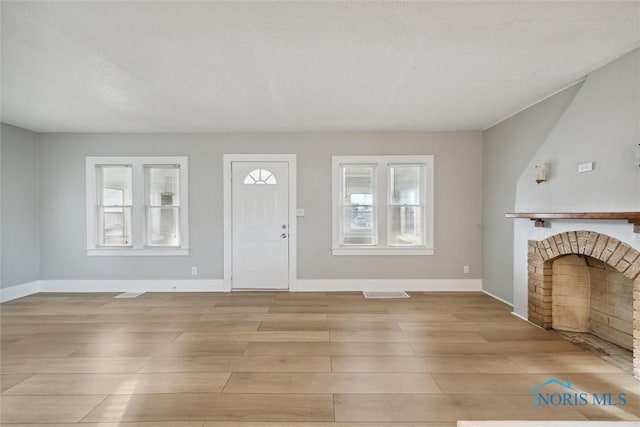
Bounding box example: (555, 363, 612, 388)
(331, 247, 434, 256)
(86, 248, 190, 257)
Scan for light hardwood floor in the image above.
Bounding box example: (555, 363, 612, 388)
(0, 291, 638, 426)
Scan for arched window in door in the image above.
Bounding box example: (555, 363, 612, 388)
(244, 169, 277, 185)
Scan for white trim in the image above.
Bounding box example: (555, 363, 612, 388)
(481, 289, 514, 307)
(85, 156, 190, 256)
(459, 421, 640, 427)
(1, 279, 481, 302)
(511, 311, 529, 322)
(223, 154, 297, 292)
(86, 248, 189, 257)
(0, 281, 41, 302)
(331, 248, 434, 256)
(40, 279, 225, 293)
(292, 279, 481, 292)
(331, 155, 434, 254)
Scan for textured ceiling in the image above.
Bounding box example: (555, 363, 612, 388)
(1, 1, 639, 133)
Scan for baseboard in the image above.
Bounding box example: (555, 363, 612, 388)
(459, 421, 639, 427)
(511, 311, 529, 322)
(481, 289, 514, 307)
(1, 278, 482, 302)
(0, 281, 41, 302)
(292, 279, 482, 292)
(39, 279, 226, 293)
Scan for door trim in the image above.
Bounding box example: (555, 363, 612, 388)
(223, 154, 297, 292)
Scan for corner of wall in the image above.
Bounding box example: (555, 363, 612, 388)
(35, 131, 42, 282)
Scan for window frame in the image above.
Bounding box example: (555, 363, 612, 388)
(86, 156, 189, 256)
(331, 155, 434, 256)
(338, 163, 378, 247)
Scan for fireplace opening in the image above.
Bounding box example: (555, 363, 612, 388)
(527, 231, 640, 378)
(549, 254, 634, 372)
(552, 255, 633, 350)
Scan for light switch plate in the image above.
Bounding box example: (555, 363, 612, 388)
(578, 162, 593, 173)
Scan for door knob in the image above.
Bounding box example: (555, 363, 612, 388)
(280, 233, 288, 239)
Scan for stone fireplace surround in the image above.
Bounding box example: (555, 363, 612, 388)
(527, 231, 640, 378)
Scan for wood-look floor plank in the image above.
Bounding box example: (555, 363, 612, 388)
(334, 394, 588, 422)
(3, 372, 231, 395)
(201, 424, 454, 427)
(177, 331, 330, 342)
(327, 313, 459, 321)
(574, 397, 640, 421)
(331, 355, 525, 373)
(268, 305, 389, 314)
(82, 393, 334, 422)
(479, 329, 564, 342)
(223, 372, 441, 394)
(409, 340, 584, 355)
(1, 322, 124, 334)
(0, 332, 32, 343)
(1, 342, 85, 357)
(73, 342, 248, 356)
(258, 320, 401, 331)
(101, 298, 216, 307)
(2, 307, 153, 316)
(211, 297, 275, 307)
(508, 354, 627, 373)
(0, 313, 201, 323)
(1, 423, 204, 427)
(198, 307, 271, 314)
(432, 372, 640, 396)
(0, 374, 31, 392)
(93, 313, 205, 323)
(15, 332, 182, 345)
(0, 395, 108, 424)
(330, 331, 487, 343)
(397, 321, 546, 332)
(0, 357, 151, 374)
(115, 321, 261, 332)
(433, 373, 550, 395)
(199, 313, 329, 322)
(139, 355, 331, 373)
(243, 342, 416, 356)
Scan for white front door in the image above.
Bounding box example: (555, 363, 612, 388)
(231, 162, 289, 289)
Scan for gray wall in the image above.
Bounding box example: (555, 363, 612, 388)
(514, 49, 640, 212)
(481, 85, 580, 303)
(1, 123, 40, 288)
(37, 131, 483, 281)
(511, 49, 640, 316)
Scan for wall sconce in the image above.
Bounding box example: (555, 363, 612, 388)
(535, 163, 549, 184)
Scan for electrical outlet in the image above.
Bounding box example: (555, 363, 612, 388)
(463, 266, 469, 274)
(191, 266, 198, 276)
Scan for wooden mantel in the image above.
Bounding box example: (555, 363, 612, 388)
(505, 212, 640, 233)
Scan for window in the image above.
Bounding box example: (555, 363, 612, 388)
(244, 168, 277, 185)
(86, 156, 189, 256)
(97, 165, 132, 247)
(332, 155, 433, 255)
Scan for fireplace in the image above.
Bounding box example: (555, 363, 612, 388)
(527, 231, 640, 378)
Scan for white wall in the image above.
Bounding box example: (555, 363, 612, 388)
(35, 131, 483, 284)
(512, 50, 640, 317)
(1, 123, 40, 288)
(482, 84, 580, 303)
